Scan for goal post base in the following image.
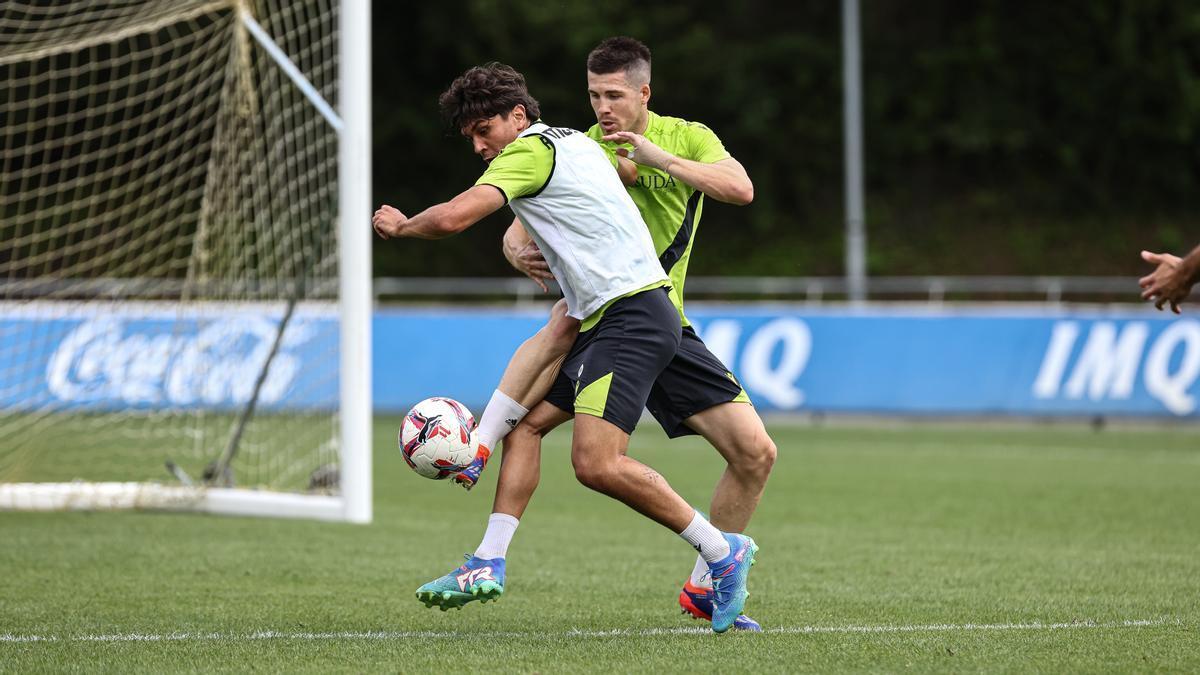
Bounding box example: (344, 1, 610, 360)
(0, 482, 353, 522)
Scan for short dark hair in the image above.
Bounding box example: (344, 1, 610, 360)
(438, 62, 541, 131)
(586, 36, 652, 82)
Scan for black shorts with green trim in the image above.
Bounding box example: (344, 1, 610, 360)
(545, 299, 751, 438)
(644, 326, 750, 439)
(544, 286, 681, 434)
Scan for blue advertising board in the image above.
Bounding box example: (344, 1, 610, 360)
(684, 307, 1200, 417)
(375, 305, 1200, 419)
(3, 302, 1197, 418)
(0, 303, 340, 412)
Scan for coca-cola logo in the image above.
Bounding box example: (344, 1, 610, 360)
(46, 317, 316, 406)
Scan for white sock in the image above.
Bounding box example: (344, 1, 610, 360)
(473, 513, 520, 561)
(679, 511, 730, 564)
(475, 390, 529, 451)
(689, 554, 712, 588)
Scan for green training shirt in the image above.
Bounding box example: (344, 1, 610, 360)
(474, 135, 555, 202)
(477, 124, 662, 327)
(587, 110, 730, 326)
(476, 126, 620, 203)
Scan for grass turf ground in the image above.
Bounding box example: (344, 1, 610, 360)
(1, 419, 1198, 672)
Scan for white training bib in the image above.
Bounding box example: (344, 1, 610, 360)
(508, 123, 667, 320)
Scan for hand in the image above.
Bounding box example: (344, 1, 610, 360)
(372, 205, 407, 239)
(511, 241, 554, 292)
(1139, 250, 1191, 314)
(452, 433, 492, 491)
(600, 130, 674, 172)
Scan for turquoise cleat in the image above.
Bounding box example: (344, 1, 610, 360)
(415, 555, 505, 611)
(707, 533, 758, 633)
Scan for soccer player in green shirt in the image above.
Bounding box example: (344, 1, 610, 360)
(448, 38, 776, 631)
(377, 62, 758, 633)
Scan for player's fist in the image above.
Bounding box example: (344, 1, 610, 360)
(372, 205, 408, 239)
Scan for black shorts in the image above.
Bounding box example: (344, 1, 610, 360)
(643, 326, 749, 438)
(543, 286, 681, 434)
(546, 313, 749, 438)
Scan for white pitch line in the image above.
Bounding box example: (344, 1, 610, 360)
(0, 619, 1173, 643)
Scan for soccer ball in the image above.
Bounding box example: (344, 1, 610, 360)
(399, 397, 476, 479)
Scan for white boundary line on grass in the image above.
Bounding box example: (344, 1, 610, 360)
(0, 618, 1173, 643)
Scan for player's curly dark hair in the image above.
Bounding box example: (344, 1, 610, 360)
(439, 62, 541, 132)
(586, 37, 652, 82)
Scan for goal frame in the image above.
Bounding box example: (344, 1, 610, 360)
(337, 0, 373, 525)
(0, 0, 373, 524)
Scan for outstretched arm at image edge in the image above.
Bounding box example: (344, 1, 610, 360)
(373, 185, 506, 240)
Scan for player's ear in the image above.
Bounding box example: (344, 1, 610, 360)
(512, 104, 527, 124)
(641, 84, 651, 106)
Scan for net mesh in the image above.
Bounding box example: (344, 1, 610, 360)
(0, 0, 343, 496)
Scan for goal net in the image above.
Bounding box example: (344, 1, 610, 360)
(0, 0, 372, 522)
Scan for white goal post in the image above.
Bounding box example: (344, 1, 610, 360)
(0, 0, 372, 523)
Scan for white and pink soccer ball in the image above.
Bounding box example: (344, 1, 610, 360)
(399, 397, 476, 479)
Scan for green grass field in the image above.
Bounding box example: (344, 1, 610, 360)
(2, 419, 1198, 673)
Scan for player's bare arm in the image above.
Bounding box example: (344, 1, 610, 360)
(614, 154, 639, 186)
(1140, 245, 1200, 313)
(503, 218, 554, 291)
(372, 184, 505, 240)
(602, 130, 754, 205)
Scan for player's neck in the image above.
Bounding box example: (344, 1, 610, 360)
(631, 110, 650, 135)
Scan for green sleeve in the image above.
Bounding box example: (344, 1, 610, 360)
(474, 136, 554, 202)
(684, 122, 731, 164)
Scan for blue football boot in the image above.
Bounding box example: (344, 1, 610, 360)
(679, 579, 762, 631)
(452, 438, 492, 491)
(415, 555, 505, 610)
(707, 533, 759, 633)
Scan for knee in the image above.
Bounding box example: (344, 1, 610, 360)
(733, 435, 777, 480)
(762, 437, 778, 472)
(572, 455, 616, 493)
(513, 414, 556, 439)
(501, 422, 540, 457)
(511, 418, 540, 440)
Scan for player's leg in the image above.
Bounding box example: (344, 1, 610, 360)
(498, 299, 580, 408)
(566, 288, 757, 632)
(487, 300, 579, 514)
(684, 401, 776, 535)
(676, 401, 775, 627)
(570, 413, 693, 529)
(644, 327, 773, 630)
(416, 403, 573, 611)
(455, 300, 579, 489)
(461, 366, 576, 594)
(490, 400, 571, 519)
(563, 288, 692, 527)
(571, 413, 757, 633)
(417, 305, 578, 610)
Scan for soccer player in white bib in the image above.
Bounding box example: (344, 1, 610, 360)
(372, 62, 758, 633)
(430, 39, 777, 631)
